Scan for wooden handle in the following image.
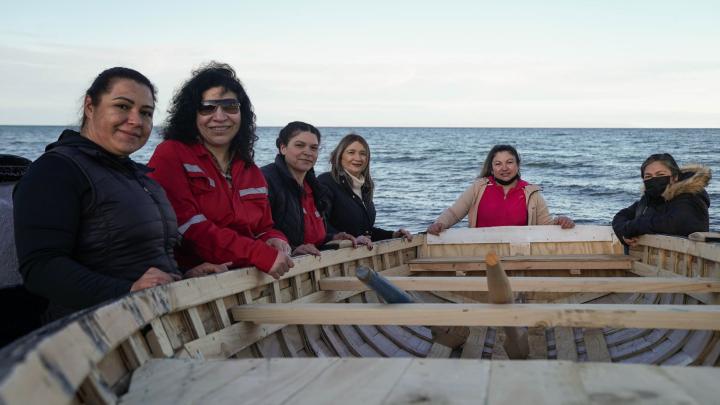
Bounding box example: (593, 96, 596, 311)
(485, 252, 513, 304)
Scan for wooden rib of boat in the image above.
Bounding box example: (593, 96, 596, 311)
(1, 225, 719, 404)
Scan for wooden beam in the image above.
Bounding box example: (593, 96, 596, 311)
(231, 303, 720, 330)
(409, 254, 636, 272)
(319, 276, 720, 293)
(427, 225, 615, 244)
(638, 234, 720, 263)
(630, 262, 720, 305)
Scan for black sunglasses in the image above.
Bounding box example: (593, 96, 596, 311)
(198, 99, 241, 116)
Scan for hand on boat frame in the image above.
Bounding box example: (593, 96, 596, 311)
(426, 222, 446, 235)
(268, 251, 295, 279)
(292, 243, 322, 257)
(131, 267, 181, 291)
(554, 215, 575, 229)
(266, 237, 291, 255)
(392, 228, 413, 241)
(184, 262, 232, 278)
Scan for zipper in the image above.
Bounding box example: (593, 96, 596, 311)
(138, 176, 173, 269)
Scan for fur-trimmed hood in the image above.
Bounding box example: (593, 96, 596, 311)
(662, 164, 712, 201)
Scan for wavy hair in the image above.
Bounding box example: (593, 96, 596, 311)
(163, 62, 257, 164)
(328, 133, 374, 199)
(480, 144, 521, 178)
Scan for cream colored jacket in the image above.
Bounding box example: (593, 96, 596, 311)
(436, 177, 555, 228)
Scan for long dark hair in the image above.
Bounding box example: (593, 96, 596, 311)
(640, 153, 680, 178)
(480, 144, 521, 178)
(163, 62, 257, 164)
(329, 133, 374, 199)
(81, 67, 156, 130)
(275, 121, 321, 151)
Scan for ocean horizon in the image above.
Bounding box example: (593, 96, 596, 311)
(2, 125, 718, 232)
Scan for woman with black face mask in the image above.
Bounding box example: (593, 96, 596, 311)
(612, 153, 711, 247)
(427, 144, 574, 235)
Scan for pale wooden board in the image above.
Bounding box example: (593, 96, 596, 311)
(231, 303, 720, 330)
(319, 276, 720, 293)
(119, 358, 720, 404)
(383, 359, 490, 404)
(427, 225, 615, 244)
(460, 327, 488, 359)
(285, 358, 411, 404)
(583, 328, 612, 362)
(486, 360, 588, 404)
(630, 262, 719, 304)
(638, 234, 720, 263)
(554, 327, 578, 361)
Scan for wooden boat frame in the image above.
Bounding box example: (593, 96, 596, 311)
(1, 225, 719, 404)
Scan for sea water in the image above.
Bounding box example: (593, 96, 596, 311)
(2, 126, 718, 231)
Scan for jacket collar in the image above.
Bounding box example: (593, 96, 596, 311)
(48, 129, 148, 173)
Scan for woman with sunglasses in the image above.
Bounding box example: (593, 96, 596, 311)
(148, 62, 293, 279)
(13, 67, 184, 321)
(427, 144, 574, 235)
(318, 133, 412, 242)
(262, 122, 369, 257)
(612, 153, 710, 247)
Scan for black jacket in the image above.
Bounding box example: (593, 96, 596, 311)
(613, 165, 711, 243)
(261, 155, 334, 248)
(317, 171, 394, 241)
(13, 130, 179, 319)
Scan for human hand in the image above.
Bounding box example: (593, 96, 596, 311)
(623, 236, 639, 248)
(266, 238, 291, 255)
(131, 267, 180, 291)
(392, 228, 413, 241)
(555, 216, 575, 229)
(268, 251, 294, 279)
(426, 222, 446, 235)
(292, 243, 322, 257)
(333, 231, 358, 247)
(184, 262, 231, 279)
(355, 235, 373, 250)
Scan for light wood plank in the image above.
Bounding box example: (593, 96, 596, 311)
(428, 225, 615, 244)
(384, 358, 490, 404)
(460, 327, 488, 359)
(554, 327, 578, 361)
(487, 360, 588, 404)
(231, 303, 720, 330)
(427, 343, 452, 358)
(409, 254, 636, 272)
(638, 234, 720, 263)
(583, 328, 612, 362)
(631, 262, 719, 304)
(319, 276, 720, 293)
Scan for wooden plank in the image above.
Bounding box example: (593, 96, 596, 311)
(231, 303, 720, 330)
(631, 262, 719, 304)
(383, 358, 490, 404)
(527, 327, 548, 359)
(638, 234, 720, 263)
(583, 328, 612, 362)
(487, 360, 588, 404)
(184, 291, 358, 359)
(281, 358, 412, 404)
(185, 307, 206, 338)
(427, 225, 615, 245)
(149, 319, 174, 357)
(554, 327, 578, 361)
(460, 327, 487, 359)
(212, 299, 231, 328)
(426, 343, 452, 358)
(409, 254, 636, 272)
(319, 276, 720, 293)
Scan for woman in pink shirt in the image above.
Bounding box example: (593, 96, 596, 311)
(427, 144, 574, 235)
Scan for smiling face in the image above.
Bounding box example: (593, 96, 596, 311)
(491, 151, 520, 182)
(82, 79, 154, 157)
(280, 131, 320, 179)
(195, 86, 241, 156)
(340, 141, 368, 178)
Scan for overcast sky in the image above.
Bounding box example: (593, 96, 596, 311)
(1, 1, 718, 127)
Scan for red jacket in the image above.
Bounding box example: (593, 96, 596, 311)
(148, 140, 285, 272)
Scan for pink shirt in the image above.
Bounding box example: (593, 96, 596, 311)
(475, 177, 529, 227)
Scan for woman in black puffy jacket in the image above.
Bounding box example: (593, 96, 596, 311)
(318, 133, 412, 242)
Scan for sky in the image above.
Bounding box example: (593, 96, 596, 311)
(1, 1, 719, 127)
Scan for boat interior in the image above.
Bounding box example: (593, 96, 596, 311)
(1, 225, 719, 404)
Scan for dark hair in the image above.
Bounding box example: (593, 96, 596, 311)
(81, 67, 157, 130)
(640, 153, 680, 178)
(480, 144, 521, 178)
(163, 62, 257, 164)
(329, 133, 374, 198)
(275, 121, 321, 151)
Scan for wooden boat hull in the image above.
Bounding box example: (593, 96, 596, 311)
(0, 225, 718, 404)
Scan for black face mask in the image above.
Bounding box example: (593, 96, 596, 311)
(494, 174, 519, 186)
(643, 176, 671, 199)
